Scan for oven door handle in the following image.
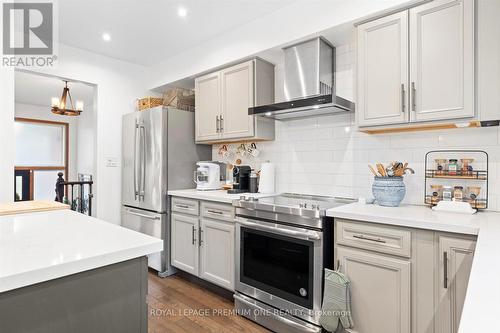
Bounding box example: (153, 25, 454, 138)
(236, 218, 321, 240)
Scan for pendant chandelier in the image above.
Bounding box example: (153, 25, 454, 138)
(51, 80, 84, 116)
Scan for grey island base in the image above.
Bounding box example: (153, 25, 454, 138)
(0, 257, 148, 333)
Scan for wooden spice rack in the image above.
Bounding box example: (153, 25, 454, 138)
(424, 150, 488, 210)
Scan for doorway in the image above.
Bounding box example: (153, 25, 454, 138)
(14, 70, 97, 215)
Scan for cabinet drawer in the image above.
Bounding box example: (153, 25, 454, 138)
(171, 197, 199, 216)
(201, 201, 234, 222)
(336, 220, 412, 258)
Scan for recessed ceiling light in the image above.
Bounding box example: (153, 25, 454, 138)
(178, 6, 187, 18)
(102, 33, 111, 42)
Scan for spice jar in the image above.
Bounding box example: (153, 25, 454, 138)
(466, 186, 481, 200)
(460, 158, 474, 176)
(453, 186, 464, 201)
(442, 186, 453, 201)
(435, 159, 447, 175)
(448, 159, 459, 175)
(430, 185, 443, 205)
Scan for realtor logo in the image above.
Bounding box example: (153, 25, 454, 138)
(1, 0, 58, 67)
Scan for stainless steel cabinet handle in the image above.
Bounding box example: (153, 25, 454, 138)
(352, 234, 386, 243)
(176, 204, 190, 209)
(126, 209, 160, 220)
(216, 115, 220, 133)
(401, 83, 406, 113)
(192, 226, 197, 245)
(444, 251, 448, 289)
(199, 228, 203, 246)
(207, 209, 223, 215)
(411, 81, 416, 111)
(220, 115, 224, 132)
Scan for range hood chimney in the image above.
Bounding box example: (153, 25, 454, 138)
(249, 37, 355, 119)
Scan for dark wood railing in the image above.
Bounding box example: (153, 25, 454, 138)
(55, 172, 94, 216)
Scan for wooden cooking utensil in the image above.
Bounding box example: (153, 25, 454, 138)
(376, 163, 387, 177)
(368, 165, 378, 176)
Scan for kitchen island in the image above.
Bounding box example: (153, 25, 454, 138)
(0, 209, 163, 333)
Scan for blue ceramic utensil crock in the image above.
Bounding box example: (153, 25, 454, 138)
(372, 176, 406, 207)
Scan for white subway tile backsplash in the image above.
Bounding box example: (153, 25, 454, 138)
(210, 42, 498, 211)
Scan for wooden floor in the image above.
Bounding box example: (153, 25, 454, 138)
(147, 271, 270, 333)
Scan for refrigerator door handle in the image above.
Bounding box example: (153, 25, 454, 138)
(133, 122, 139, 200)
(139, 124, 146, 199)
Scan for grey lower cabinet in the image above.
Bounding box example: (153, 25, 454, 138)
(336, 246, 411, 333)
(435, 234, 476, 333)
(334, 219, 476, 333)
(170, 197, 235, 291)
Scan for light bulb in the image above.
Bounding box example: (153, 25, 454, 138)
(51, 97, 60, 107)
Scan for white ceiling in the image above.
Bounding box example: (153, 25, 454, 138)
(15, 71, 95, 108)
(59, 0, 301, 66)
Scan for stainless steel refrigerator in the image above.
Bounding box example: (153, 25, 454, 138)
(121, 106, 211, 276)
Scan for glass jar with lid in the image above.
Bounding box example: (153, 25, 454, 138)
(442, 186, 453, 201)
(453, 186, 464, 201)
(448, 159, 459, 175)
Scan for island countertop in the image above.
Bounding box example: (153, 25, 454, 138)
(0, 209, 163, 292)
(326, 202, 500, 333)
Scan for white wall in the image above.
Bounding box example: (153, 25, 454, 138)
(15, 103, 79, 182)
(0, 68, 15, 202)
(148, 0, 412, 89)
(214, 115, 500, 211)
(1, 44, 148, 224)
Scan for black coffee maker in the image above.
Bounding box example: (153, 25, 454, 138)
(228, 165, 251, 194)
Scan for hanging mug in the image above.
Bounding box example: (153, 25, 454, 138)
(247, 143, 260, 157)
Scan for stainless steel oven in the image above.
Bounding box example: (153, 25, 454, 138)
(233, 194, 352, 333)
(234, 201, 340, 332)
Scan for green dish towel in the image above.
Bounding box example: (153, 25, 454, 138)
(319, 268, 354, 332)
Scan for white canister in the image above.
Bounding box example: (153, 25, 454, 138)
(259, 162, 275, 194)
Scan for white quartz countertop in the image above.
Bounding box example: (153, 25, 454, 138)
(168, 189, 275, 204)
(0, 209, 163, 293)
(326, 202, 500, 333)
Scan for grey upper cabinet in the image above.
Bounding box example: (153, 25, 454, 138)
(195, 59, 275, 144)
(409, 0, 474, 122)
(357, 0, 475, 128)
(357, 11, 409, 127)
(195, 72, 221, 142)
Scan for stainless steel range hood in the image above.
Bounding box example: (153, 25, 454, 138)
(249, 37, 355, 119)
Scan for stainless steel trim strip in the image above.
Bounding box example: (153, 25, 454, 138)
(125, 209, 160, 220)
(236, 217, 321, 240)
(234, 293, 322, 333)
(234, 207, 323, 230)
